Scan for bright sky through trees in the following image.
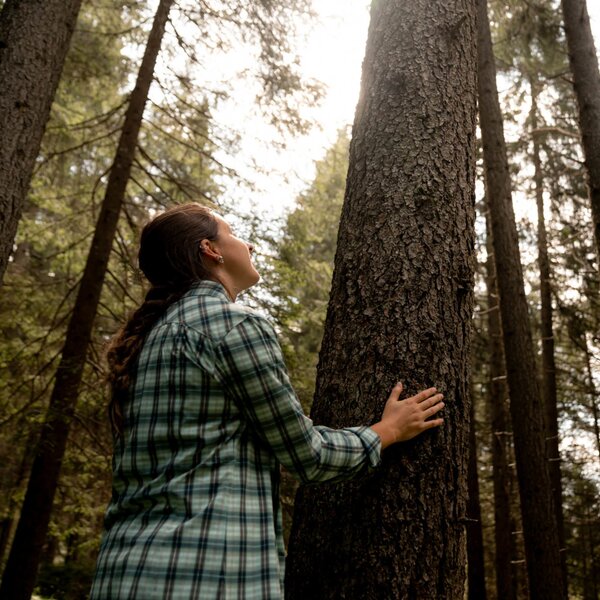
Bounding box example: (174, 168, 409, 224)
(144, 0, 600, 222)
(207, 0, 600, 222)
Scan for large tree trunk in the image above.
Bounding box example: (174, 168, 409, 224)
(561, 0, 600, 263)
(285, 0, 478, 597)
(0, 0, 83, 285)
(466, 385, 487, 600)
(476, 0, 566, 597)
(0, 2, 174, 598)
(484, 215, 520, 600)
(531, 82, 568, 591)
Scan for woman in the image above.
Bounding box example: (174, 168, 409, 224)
(90, 203, 444, 600)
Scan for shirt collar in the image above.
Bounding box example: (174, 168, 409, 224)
(188, 279, 232, 301)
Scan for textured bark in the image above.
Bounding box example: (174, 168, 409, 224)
(0, 2, 174, 598)
(466, 387, 487, 600)
(0, 0, 83, 285)
(561, 0, 600, 263)
(484, 218, 519, 600)
(285, 0, 478, 597)
(531, 84, 568, 591)
(477, 0, 565, 597)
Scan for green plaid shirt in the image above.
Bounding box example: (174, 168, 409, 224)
(91, 280, 381, 600)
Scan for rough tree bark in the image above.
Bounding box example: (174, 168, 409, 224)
(466, 386, 487, 600)
(477, 0, 566, 597)
(0, 1, 174, 598)
(561, 0, 600, 263)
(0, 0, 83, 285)
(285, 0, 478, 597)
(531, 82, 568, 590)
(485, 215, 520, 600)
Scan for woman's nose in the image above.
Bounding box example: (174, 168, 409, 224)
(247, 243, 255, 254)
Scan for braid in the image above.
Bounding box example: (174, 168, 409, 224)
(107, 284, 190, 435)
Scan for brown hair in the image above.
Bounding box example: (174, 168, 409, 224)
(107, 203, 219, 434)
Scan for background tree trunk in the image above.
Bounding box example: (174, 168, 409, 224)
(0, 2, 174, 598)
(531, 81, 568, 591)
(285, 0, 478, 597)
(477, 0, 565, 597)
(485, 214, 520, 600)
(560, 0, 600, 263)
(0, 0, 83, 284)
(583, 340, 600, 462)
(466, 384, 488, 600)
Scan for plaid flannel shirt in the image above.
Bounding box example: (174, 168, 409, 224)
(91, 280, 381, 600)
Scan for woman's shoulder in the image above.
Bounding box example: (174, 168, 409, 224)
(179, 292, 272, 344)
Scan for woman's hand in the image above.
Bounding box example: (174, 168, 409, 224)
(370, 382, 444, 450)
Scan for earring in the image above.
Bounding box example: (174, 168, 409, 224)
(217, 256, 224, 264)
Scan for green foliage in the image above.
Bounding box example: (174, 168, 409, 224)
(36, 560, 97, 600)
(269, 129, 350, 411)
(563, 462, 600, 599)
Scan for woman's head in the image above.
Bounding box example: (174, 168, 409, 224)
(138, 203, 259, 299)
(138, 203, 219, 288)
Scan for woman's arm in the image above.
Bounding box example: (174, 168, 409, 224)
(215, 313, 443, 483)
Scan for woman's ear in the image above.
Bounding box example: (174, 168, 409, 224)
(200, 240, 223, 264)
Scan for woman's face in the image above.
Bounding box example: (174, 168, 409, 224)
(209, 215, 260, 299)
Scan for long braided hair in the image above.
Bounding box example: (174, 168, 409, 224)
(107, 204, 219, 434)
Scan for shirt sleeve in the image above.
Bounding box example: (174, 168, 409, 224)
(214, 313, 381, 485)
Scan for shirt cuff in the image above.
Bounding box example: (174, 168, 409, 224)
(346, 425, 382, 470)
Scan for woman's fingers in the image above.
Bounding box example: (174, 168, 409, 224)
(388, 381, 403, 402)
(422, 417, 444, 430)
(413, 387, 438, 403)
(421, 393, 445, 410)
(424, 401, 445, 418)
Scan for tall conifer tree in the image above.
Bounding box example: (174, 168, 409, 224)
(285, 0, 478, 596)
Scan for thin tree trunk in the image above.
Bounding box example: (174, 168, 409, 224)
(466, 383, 487, 600)
(0, 2, 174, 598)
(561, 0, 600, 263)
(581, 515, 591, 600)
(583, 335, 600, 463)
(531, 81, 568, 592)
(588, 500, 600, 600)
(0, 0, 83, 284)
(485, 215, 519, 600)
(476, 0, 566, 597)
(285, 0, 478, 597)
